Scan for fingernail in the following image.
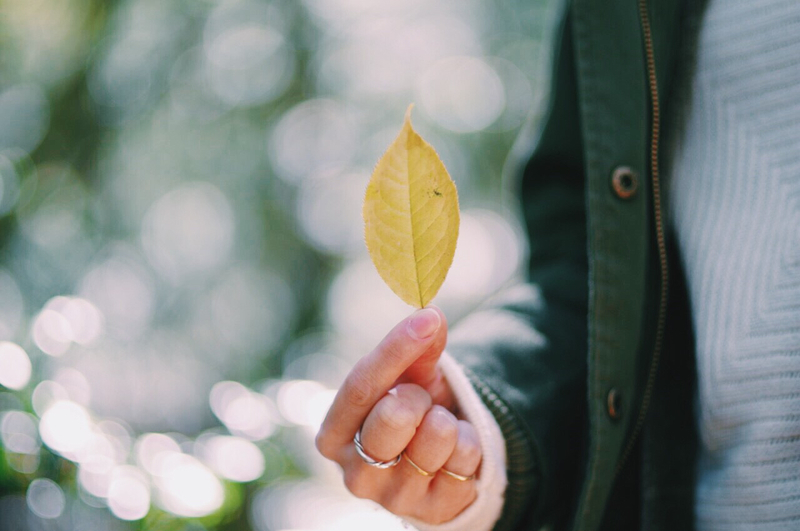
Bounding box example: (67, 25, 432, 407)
(432, 406, 458, 429)
(407, 308, 441, 340)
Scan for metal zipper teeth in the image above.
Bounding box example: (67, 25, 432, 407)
(614, 0, 670, 477)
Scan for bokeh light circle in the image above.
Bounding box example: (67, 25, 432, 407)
(327, 259, 413, 346)
(203, 17, 294, 107)
(0, 269, 23, 340)
(0, 84, 50, 154)
(417, 56, 506, 133)
(296, 171, 368, 255)
(141, 182, 235, 282)
(154, 453, 224, 518)
(107, 466, 151, 521)
(31, 380, 69, 417)
(268, 99, 357, 184)
(276, 380, 333, 428)
(26, 478, 66, 519)
(0, 342, 31, 390)
(39, 400, 93, 457)
(209, 381, 276, 440)
(0, 410, 40, 454)
(135, 433, 182, 476)
(200, 435, 265, 482)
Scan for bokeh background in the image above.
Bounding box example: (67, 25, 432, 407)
(0, 0, 554, 529)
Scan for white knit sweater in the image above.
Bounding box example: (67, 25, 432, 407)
(668, 0, 800, 528)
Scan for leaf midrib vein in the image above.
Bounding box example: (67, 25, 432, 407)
(406, 134, 423, 307)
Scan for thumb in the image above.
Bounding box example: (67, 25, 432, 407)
(400, 305, 452, 407)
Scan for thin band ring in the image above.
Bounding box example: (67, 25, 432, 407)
(440, 467, 476, 482)
(353, 429, 401, 469)
(402, 451, 435, 477)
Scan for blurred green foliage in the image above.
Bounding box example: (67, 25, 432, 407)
(0, 0, 552, 529)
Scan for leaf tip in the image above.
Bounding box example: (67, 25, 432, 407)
(404, 103, 415, 126)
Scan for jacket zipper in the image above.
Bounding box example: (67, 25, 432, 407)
(614, 0, 670, 477)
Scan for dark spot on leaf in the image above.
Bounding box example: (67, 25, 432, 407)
(433, 189, 442, 197)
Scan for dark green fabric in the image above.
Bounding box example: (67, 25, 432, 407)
(447, 1, 699, 530)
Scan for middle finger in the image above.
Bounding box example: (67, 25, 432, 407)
(360, 383, 432, 461)
(400, 405, 459, 483)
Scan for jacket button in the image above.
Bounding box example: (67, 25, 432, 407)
(611, 166, 638, 199)
(607, 388, 622, 420)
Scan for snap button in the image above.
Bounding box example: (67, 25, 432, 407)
(611, 166, 638, 200)
(607, 388, 622, 421)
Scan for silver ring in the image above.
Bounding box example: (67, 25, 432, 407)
(353, 429, 401, 469)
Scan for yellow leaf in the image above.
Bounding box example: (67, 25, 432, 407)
(363, 104, 460, 308)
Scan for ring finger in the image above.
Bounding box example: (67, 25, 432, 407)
(427, 420, 481, 515)
(400, 405, 459, 484)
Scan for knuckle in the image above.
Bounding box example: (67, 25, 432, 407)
(426, 406, 458, 443)
(314, 430, 332, 459)
(454, 487, 478, 516)
(394, 382, 425, 394)
(394, 383, 432, 409)
(426, 508, 452, 525)
(380, 338, 409, 366)
(429, 428, 456, 449)
(425, 489, 476, 525)
(465, 485, 478, 506)
(380, 495, 406, 516)
(453, 422, 482, 465)
(343, 468, 370, 499)
(375, 397, 417, 433)
(343, 371, 374, 408)
(455, 439, 482, 467)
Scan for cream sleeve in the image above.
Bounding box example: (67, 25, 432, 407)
(403, 351, 508, 531)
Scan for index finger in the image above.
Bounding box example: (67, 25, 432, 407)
(316, 306, 447, 458)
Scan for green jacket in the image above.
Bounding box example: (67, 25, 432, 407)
(449, 1, 701, 530)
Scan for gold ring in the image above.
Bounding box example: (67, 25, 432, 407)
(402, 452, 434, 477)
(440, 467, 476, 481)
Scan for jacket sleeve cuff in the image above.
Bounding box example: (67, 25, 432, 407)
(402, 351, 508, 531)
(459, 362, 542, 530)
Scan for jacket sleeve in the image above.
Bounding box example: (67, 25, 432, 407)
(447, 7, 589, 529)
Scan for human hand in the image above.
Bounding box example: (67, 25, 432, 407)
(315, 306, 482, 524)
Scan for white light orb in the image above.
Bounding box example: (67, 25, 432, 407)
(155, 453, 224, 518)
(201, 435, 265, 482)
(268, 99, 357, 184)
(417, 56, 505, 133)
(141, 182, 234, 282)
(276, 380, 330, 427)
(107, 466, 150, 521)
(135, 433, 181, 476)
(39, 400, 93, 458)
(26, 478, 65, 519)
(0, 342, 31, 390)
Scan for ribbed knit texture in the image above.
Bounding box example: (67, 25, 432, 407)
(668, 0, 800, 528)
(405, 352, 508, 531)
